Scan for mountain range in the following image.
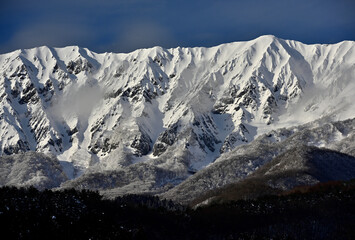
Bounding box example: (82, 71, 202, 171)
(0, 35, 354, 202)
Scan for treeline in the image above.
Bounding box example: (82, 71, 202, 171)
(0, 186, 185, 239)
(1, 181, 355, 239)
(190, 180, 355, 239)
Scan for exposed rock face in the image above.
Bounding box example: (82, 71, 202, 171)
(0, 37, 354, 195)
(66, 58, 93, 75)
(220, 124, 249, 153)
(153, 123, 178, 156)
(130, 130, 152, 156)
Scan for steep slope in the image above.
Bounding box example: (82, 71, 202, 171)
(253, 145, 355, 187)
(190, 145, 355, 207)
(161, 118, 355, 203)
(0, 36, 354, 193)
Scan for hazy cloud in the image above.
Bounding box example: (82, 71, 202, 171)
(51, 80, 103, 123)
(0, 23, 96, 53)
(111, 22, 177, 53)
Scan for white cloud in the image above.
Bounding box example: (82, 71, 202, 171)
(52, 81, 104, 122)
(112, 22, 176, 52)
(1, 23, 95, 53)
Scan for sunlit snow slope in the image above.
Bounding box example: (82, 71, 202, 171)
(0, 35, 354, 185)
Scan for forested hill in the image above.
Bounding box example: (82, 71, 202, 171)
(1, 180, 355, 239)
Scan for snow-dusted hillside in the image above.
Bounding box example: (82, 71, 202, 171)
(189, 145, 355, 207)
(161, 118, 355, 203)
(0, 151, 68, 190)
(0, 35, 354, 192)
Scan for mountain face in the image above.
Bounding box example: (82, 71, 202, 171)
(0, 35, 354, 195)
(189, 145, 355, 207)
(161, 118, 355, 203)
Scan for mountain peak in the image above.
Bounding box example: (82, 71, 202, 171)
(254, 34, 278, 41)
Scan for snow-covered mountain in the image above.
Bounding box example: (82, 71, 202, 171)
(0, 35, 354, 194)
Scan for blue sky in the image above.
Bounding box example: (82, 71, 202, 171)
(0, 0, 354, 54)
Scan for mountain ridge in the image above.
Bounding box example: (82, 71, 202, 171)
(0, 35, 354, 195)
